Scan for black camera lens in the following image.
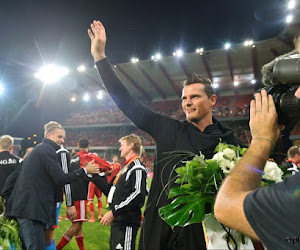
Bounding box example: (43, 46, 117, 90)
(257, 85, 300, 127)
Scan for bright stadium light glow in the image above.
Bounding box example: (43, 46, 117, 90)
(34, 64, 69, 84)
(77, 65, 86, 72)
(288, 0, 296, 9)
(175, 49, 183, 57)
(212, 83, 219, 89)
(196, 48, 204, 54)
(286, 15, 293, 23)
(131, 58, 139, 63)
(151, 53, 162, 60)
(83, 93, 90, 101)
(224, 43, 231, 50)
(233, 81, 239, 86)
(0, 83, 4, 95)
(71, 97, 76, 102)
(97, 91, 103, 100)
(244, 40, 254, 46)
(155, 53, 161, 60)
(251, 79, 256, 84)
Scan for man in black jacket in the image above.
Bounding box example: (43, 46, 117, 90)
(5, 122, 100, 250)
(0, 135, 21, 196)
(88, 21, 245, 250)
(99, 134, 147, 250)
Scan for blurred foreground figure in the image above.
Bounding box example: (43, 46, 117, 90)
(215, 90, 300, 249)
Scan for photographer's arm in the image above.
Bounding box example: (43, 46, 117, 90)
(215, 90, 280, 239)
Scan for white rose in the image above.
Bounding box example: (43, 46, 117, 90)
(262, 161, 283, 183)
(223, 148, 236, 160)
(219, 159, 235, 174)
(212, 152, 225, 162)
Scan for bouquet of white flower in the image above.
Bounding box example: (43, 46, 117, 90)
(159, 141, 284, 249)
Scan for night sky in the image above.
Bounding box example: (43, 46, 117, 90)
(0, 0, 288, 138)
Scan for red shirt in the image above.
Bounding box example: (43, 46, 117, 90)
(107, 162, 121, 183)
(77, 151, 110, 171)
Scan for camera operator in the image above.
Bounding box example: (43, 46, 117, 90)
(262, 31, 300, 87)
(214, 89, 300, 249)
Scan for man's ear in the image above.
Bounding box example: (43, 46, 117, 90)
(210, 94, 217, 106)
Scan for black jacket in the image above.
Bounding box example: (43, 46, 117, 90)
(96, 58, 245, 250)
(55, 146, 73, 206)
(5, 139, 86, 225)
(0, 151, 20, 194)
(111, 158, 147, 227)
(69, 154, 90, 201)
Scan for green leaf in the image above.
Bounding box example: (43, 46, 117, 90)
(175, 166, 187, 177)
(159, 195, 214, 229)
(168, 186, 189, 199)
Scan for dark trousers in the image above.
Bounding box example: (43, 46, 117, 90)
(110, 225, 138, 250)
(17, 218, 45, 250)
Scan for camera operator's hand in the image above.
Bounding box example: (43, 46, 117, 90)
(250, 89, 282, 147)
(88, 20, 107, 62)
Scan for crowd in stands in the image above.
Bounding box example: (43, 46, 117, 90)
(63, 95, 252, 126)
(64, 127, 155, 147)
(62, 95, 252, 170)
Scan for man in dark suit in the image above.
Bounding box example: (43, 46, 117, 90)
(5, 122, 100, 249)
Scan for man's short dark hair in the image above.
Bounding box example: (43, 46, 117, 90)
(79, 138, 89, 149)
(183, 72, 215, 97)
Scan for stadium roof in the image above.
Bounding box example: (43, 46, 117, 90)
(74, 22, 300, 103)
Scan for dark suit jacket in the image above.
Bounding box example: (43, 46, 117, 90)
(5, 138, 86, 225)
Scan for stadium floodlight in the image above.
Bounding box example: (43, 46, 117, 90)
(97, 90, 103, 100)
(224, 43, 231, 50)
(155, 53, 161, 60)
(286, 15, 293, 23)
(195, 48, 204, 53)
(77, 65, 86, 72)
(131, 58, 139, 63)
(0, 83, 4, 95)
(151, 53, 162, 60)
(212, 83, 219, 89)
(251, 79, 256, 84)
(233, 81, 239, 86)
(173, 49, 183, 57)
(288, 0, 296, 9)
(83, 93, 89, 101)
(71, 97, 76, 102)
(244, 40, 254, 46)
(34, 64, 69, 84)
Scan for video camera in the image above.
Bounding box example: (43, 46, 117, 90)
(260, 57, 300, 127)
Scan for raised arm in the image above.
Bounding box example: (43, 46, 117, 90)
(214, 89, 281, 239)
(87, 21, 180, 140)
(88, 20, 107, 63)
